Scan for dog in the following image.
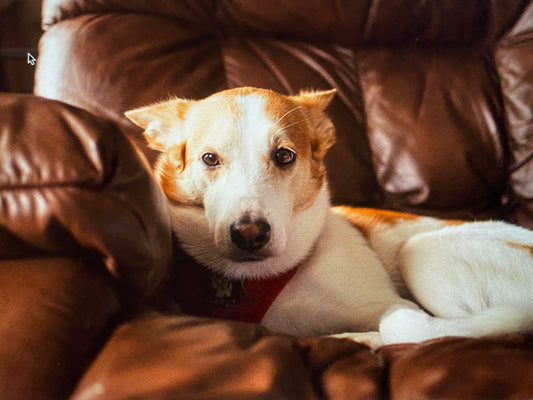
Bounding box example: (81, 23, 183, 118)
(125, 87, 533, 348)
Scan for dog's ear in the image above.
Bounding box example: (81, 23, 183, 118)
(289, 89, 337, 160)
(289, 89, 336, 112)
(124, 98, 193, 151)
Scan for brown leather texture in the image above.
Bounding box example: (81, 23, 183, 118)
(70, 313, 533, 400)
(0, 1, 530, 399)
(36, 0, 533, 227)
(0, 258, 118, 399)
(0, 94, 172, 398)
(0, 94, 172, 298)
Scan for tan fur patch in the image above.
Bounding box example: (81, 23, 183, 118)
(263, 89, 336, 212)
(333, 206, 421, 237)
(266, 95, 317, 212)
(126, 87, 337, 213)
(506, 242, 533, 256)
(443, 219, 465, 226)
(156, 150, 182, 198)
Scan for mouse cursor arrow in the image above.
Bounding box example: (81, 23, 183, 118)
(27, 52, 36, 66)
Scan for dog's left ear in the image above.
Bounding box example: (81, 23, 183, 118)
(124, 98, 193, 151)
(289, 89, 337, 160)
(289, 89, 336, 112)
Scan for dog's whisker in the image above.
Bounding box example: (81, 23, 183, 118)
(275, 115, 318, 134)
(274, 105, 303, 127)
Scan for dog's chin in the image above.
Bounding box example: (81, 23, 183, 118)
(217, 250, 275, 278)
(229, 253, 269, 263)
(207, 246, 292, 280)
(218, 259, 283, 280)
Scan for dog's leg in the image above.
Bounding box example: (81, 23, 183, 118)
(264, 212, 419, 340)
(380, 304, 533, 344)
(380, 222, 533, 344)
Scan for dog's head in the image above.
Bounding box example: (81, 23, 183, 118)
(126, 87, 336, 279)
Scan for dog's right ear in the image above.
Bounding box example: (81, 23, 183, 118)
(124, 98, 193, 151)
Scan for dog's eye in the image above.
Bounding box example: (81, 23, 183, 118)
(273, 148, 296, 167)
(201, 152, 220, 167)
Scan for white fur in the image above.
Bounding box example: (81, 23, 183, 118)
(170, 94, 330, 279)
(262, 210, 416, 336)
(264, 210, 533, 346)
(169, 184, 329, 280)
(127, 88, 533, 349)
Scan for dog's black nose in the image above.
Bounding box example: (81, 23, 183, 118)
(230, 217, 271, 252)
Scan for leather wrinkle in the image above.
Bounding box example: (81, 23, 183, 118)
(0, 180, 104, 192)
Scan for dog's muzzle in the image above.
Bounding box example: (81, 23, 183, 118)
(230, 216, 271, 253)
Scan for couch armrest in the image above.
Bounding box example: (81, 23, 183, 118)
(0, 93, 171, 298)
(0, 94, 172, 399)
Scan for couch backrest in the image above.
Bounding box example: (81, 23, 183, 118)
(35, 0, 533, 227)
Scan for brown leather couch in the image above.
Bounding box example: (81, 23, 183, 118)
(1, 1, 532, 399)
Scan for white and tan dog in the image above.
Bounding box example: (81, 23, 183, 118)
(126, 87, 533, 348)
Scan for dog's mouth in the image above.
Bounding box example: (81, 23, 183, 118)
(226, 249, 272, 263)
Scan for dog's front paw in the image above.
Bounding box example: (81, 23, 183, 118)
(329, 331, 384, 350)
(379, 306, 433, 345)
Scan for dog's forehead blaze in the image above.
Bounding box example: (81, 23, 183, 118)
(188, 89, 314, 160)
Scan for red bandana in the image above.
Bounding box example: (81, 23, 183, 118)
(171, 248, 297, 323)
